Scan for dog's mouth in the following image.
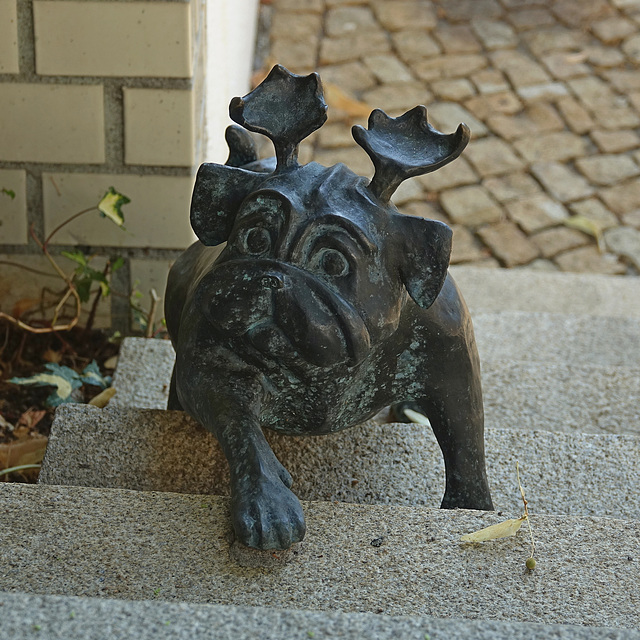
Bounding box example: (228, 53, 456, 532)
(201, 259, 371, 369)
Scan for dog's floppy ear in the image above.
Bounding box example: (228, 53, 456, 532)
(394, 214, 453, 309)
(190, 163, 269, 246)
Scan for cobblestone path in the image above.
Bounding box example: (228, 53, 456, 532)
(257, 0, 640, 274)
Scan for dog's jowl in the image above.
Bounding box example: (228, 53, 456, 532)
(165, 65, 494, 550)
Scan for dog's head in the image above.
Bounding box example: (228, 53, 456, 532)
(190, 66, 469, 370)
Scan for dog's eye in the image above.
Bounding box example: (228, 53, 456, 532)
(243, 227, 271, 255)
(319, 249, 349, 277)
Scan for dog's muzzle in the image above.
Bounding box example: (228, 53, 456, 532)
(202, 259, 371, 368)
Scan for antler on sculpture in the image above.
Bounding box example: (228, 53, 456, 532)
(229, 65, 328, 171)
(352, 106, 471, 203)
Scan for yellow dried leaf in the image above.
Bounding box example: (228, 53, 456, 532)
(461, 516, 526, 542)
(563, 215, 605, 252)
(89, 387, 116, 408)
(403, 408, 430, 426)
(324, 83, 371, 119)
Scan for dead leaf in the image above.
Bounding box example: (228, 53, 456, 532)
(461, 516, 526, 542)
(324, 83, 371, 120)
(103, 355, 118, 369)
(43, 348, 63, 363)
(563, 215, 605, 252)
(11, 298, 39, 319)
(89, 387, 116, 408)
(16, 408, 47, 430)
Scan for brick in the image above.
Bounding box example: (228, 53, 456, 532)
(472, 21, 518, 50)
(516, 82, 569, 102)
(42, 173, 196, 249)
(591, 17, 637, 43)
(622, 209, 640, 228)
(0, 84, 104, 164)
(464, 138, 524, 177)
(431, 79, 475, 101)
(317, 122, 354, 149)
(426, 103, 488, 138)
(318, 62, 376, 93)
(464, 91, 521, 121)
(362, 54, 413, 84)
(319, 30, 390, 65)
(439, 0, 503, 20)
(314, 147, 374, 177)
(604, 225, 640, 269)
(541, 52, 590, 79)
(591, 129, 640, 153)
(552, 0, 614, 27)
(622, 34, 640, 63)
(412, 54, 487, 81)
(271, 11, 323, 40)
(576, 154, 640, 187)
(0, 170, 27, 244)
(593, 105, 640, 130)
(600, 178, 640, 214)
(486, 103, 564, 140)
(530, 226, 590, 258)
(398, 201, 445, 222)
(569, 198, 620, 230)
(440, 185, 503, 226)
(483, 173, 541, 203)
(361, 83, 432, 113)
(0, 0, 19, 73)
(567, 76, 615, 111)
(477, 221, 540, 266)
(325, 6, 376, 37)
(508, 9, 557, 31)
(523, 27, 589, 55)
(604, 69, 640, 92)
(506, 193, 569, 233)
(513, 132, 588, 163)
(554, 245, 626, 274)
(274, 0, 324, 11)
(531, 162, 594, 202)
(391, 179, 423, 206)
(556, 96, 596, 134)
(372, 1, 437, 31)
(472, 69, 510, 94)
(124, 89, 195, 168)
(272, 38, 319, 70)
(418, 156, 479, 192)
(450, 225, 488, 263)
(33, 1, 192, 77)
(586, 45, 626, 67)
(391, 31, 441, 62)
(490, 50, 551, 88)
(433, 25, 481, 53)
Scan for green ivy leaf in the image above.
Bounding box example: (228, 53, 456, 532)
(9, 363, 83, 407)
(80, 360, 111, 389)
(98, 187, 129, 227)
(1, 187, 16, 200)
(74, 277, 93, 303)
(61, 251, 88, 266)
(110, 256, 125, 271)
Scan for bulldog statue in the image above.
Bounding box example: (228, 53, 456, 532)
(165, 65, 494, 550)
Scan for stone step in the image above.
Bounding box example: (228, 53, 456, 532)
(450, 266, 640, 319)
(2, 590, 638, 640)
(40, 405, 640, 521)
(2, 483, 639, 629)
(473, 311, 640, 367)
(111, 338, 640, 436)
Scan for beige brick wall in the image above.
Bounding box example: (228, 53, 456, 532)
(0, 0, 216, 331)
(0, 0, 19, 74)
(0, 84, 105, 163)
(33, 1, 193, 78)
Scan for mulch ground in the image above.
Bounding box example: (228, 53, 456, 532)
(0, 320, 119, 482)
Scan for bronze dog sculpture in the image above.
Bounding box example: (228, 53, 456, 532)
(165, 66, 493, 550)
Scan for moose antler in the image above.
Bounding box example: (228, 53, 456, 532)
(229, 65, 328, 172)
(352, 106, 470, 203)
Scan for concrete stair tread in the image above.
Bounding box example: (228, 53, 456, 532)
(40, 405, 640, 521)
(450, 266, 640, 319)
(2, 483, 639, 629)
(2, 591, 638, 640)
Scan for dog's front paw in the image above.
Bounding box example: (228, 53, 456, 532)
(231, 476, 306, 550)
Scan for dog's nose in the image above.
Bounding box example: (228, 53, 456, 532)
(261, 274, 285, 290)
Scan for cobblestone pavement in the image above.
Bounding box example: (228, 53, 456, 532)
(257, 0, 640, 275)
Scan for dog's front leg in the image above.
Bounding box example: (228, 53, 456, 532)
(185, 377, 306, 550)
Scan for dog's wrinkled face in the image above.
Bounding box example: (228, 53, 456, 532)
(194, 162, 452, 371)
